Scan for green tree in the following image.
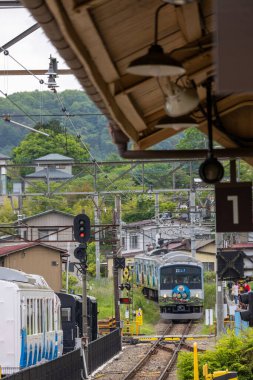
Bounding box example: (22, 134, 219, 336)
(12, 120, 89, 164)
(175, 128, 208, 150)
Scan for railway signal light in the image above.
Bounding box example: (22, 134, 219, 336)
(74, 244, 87, 263)
(120, 297, 131, 304)
(239, 291, 253, 326)
(73, 214, 90, 243)
(119, 282, 131, 291)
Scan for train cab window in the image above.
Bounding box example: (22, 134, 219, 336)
(160, 266, 202, 290)
(61, 307, 72, 322)
(27, 298, 34, 335)
(37, 299, 41, 333)
(58, 306, 62, 330)
(32, 298, 36, 334)
(48, 299, 53, 331)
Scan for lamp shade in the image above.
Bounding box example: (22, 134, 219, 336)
(162, 0, 194, 4)
(165, 83, 199, 117)
(126, 44, 185, 77)
(199, 157, 224, 184)
(155, 115, 198, 130)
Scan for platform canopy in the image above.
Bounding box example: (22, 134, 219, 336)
(20, 0, 253, 165)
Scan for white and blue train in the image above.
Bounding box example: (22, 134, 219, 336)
(135, 249, 204, 320)
(0, 267, 63, 375)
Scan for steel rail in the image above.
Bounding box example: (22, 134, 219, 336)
(158, 320, 193, 380)
(122, 322, 174, 380)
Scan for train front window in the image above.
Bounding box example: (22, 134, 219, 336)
(160, 265, 202, 289)
(61, 307, 72, 322)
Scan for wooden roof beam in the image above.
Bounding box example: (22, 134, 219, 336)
(176, 2, 202, 43)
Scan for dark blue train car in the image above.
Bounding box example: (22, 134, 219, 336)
(57, 293, 98, 353)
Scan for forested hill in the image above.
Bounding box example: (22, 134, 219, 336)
(0, 89, 180, 159)
(0, 90, 116, 159)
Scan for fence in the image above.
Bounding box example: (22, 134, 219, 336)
(4, 349, 82, 380)
(88, 328, 122, 374)
(3, 329, 122, 379)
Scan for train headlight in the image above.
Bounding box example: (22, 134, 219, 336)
(195, 293, 199, 298)
(163, 294, 167, 298)
(177, 293, 182, 299)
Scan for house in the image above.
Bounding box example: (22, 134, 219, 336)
(16, 209, 77, 272)
(17, 209, 74, 245)
(0, 242, 68, 292)
(121, 218, 213, 253)
(195, 240, 216, 272)
(24, 153, 74, 189)
(106, 218, 216, 278)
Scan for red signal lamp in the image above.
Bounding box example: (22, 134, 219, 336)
(120, 297, 132, 304)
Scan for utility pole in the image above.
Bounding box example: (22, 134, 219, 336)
(93, 193, 101, 279)
(113, 195, 121, 327)
(155, 192, 159, 223)
(190, 189, 196, 257)
(73, 214, 90, 379)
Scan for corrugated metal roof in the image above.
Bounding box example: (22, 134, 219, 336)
(34, 154, 74, 161)
(0, 153, 10, 159)
(25, 168, 73, 179)
(17, 209, 74, 222)
(0, 242, 68, 256)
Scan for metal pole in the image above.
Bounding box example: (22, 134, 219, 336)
(113, 197, 121, 328)
(82, 262, 89, 379)
(155, 192, 159, 223)
(216, 232, 224, 336)
(190, 189, 196, 257)
(94, 194, 100, 279)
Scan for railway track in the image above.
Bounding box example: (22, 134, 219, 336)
(91, 320, 212, 380)
(122, 320, 193, 380)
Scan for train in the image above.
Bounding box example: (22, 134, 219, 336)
(0, 267, 63, 376)
(0, 267, 98, 376)
(56, 292, 98, 353)
(135, 249, 204, 320)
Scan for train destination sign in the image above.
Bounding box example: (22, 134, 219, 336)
(215, 182, 253, 232)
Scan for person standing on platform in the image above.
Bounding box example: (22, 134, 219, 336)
(232, 282, 239, 304)
(243, 281, 251, 293)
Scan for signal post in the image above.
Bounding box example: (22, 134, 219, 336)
(73, 213, 91, 379)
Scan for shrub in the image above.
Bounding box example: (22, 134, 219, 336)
(177, 330, 253, 380)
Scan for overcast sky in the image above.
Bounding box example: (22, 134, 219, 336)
(0, 6, 81, 96)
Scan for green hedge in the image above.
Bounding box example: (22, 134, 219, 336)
(177, 330, 253, 380)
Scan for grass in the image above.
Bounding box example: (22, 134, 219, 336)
(87, 278, 160, 335)
(87, 277, 217, 336)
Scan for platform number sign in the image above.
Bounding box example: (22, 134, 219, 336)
(215, 182, 253, 232)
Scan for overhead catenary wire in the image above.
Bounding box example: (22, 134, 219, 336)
(52, 89, 138, 201)
(0, 45, 156, 201)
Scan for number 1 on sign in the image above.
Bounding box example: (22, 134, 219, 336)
(227, 195, 239, 224)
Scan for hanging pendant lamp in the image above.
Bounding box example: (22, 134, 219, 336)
(162, 0, 194, 5)
(126, 4, 185, 77)
(155, 115, 198, 130)
(164, 81, 199, 117)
